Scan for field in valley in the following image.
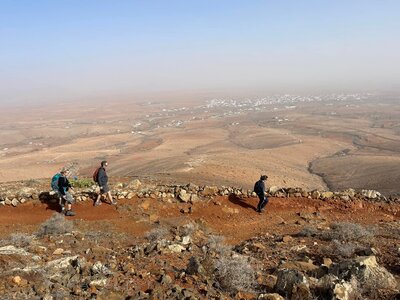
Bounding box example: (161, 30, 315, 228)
(0, 93, 399, 195)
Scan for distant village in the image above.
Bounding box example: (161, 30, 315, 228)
(130, 93, 372, 132)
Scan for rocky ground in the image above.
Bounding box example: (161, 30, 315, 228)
(0, 179, 399, 299)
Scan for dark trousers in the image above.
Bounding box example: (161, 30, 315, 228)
(257, 195, 269, 211)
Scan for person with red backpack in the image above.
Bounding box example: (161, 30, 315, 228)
(94, 160, 117, 206)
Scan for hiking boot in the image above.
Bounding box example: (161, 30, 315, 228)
(60, 206, 65, 214)
(65, 210, 76, 216)
(111, 200, 117, 205)
(94, 200, 102, 207)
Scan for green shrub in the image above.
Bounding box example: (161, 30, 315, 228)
(70, 178, 94, 188)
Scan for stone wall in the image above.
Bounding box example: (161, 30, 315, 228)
(0, 179, 399, 207)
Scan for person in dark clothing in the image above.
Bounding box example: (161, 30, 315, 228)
(94, 160, 117, 206)
(58, 168, 76, 216)
(254, 175, 269, 213)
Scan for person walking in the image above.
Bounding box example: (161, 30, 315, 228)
(58, 168, 76, 216)
(254, 175, 269, 213)
(94, 160, 117, 206)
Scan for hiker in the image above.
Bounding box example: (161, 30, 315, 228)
(51, 170, 63, 209)
(254, 175, 269, 213)
(58, 168, 76, 216)
(94, 160, 117, 206)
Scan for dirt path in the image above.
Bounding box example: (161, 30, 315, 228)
(0, 195, 398, 242)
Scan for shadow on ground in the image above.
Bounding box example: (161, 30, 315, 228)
(228, 194, 257, 211)
(39, 192, 62, 212)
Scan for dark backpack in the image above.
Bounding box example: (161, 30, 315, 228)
(253, 181, 262, 195)
(51, 173, 61, 191)
(92, 167, 100, 183)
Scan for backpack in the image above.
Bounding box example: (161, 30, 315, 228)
(92, 167, 101, 183)
(51, 173, 61, 191)
(253, 181, 261, 195)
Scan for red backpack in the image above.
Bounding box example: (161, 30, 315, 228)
(92, 167, 100, 183)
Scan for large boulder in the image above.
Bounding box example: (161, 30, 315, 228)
(361, 190, 381, 199)
(311, 190, 321, 199)
(275, 269, 308, 298)
(200, 186, 219, 197)
(355, 256, 397, 290)
(333, 281, 356, 300)
(321, 191, 334, 200)
(186, 256, 206, 276)
(331, 256, 397, 291)
(128, 179, 141, 190)
(258, 293, 285, 300)
(268, 186, 281, 195)
(178, 189, 191, 203)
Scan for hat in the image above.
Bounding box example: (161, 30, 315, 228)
(260, 175, 268, 180)
(60, 167, 69, 174)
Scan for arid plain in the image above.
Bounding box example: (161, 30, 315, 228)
(0, 93, 399, 195)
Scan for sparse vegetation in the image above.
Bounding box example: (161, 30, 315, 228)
(0, 233, 33, 247)
(214, 254, 256, 293)
(207, 234, 231, 255)
(321, 222, 375, 242)
(70, 178, 94, 188)
(36, 213, 73, 236)
(329, 239, 358, 258)
(145, 226, 170, 242)
(25, 179, 40, 187)
(298, 222, 375, 243)
(179, 221, 199, 236)
(297, 226, 320, 237)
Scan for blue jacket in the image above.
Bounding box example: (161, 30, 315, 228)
(57, 175, 72, 196)
(97, 167, 108, 186)
(254, 180, 266, 197)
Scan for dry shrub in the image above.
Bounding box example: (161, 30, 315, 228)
(297, 226, 319, 237)
(330, 240, 358, 258)
(375, 221, 400, 240)
(26, 178, 40, 187)
(214, 255, 256, 293)
(207, 234, 231, 255)
(145, 226, 170, 242)
(179, 222, 199, 236)
(0, 233, 33, 247)
(321, 222, 374, 242)
(36, 213, 73, 236)
(10, 233, 33, 247)
(298, 223, 374, 243)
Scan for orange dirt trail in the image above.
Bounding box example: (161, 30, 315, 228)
(0, 196, 398, 243)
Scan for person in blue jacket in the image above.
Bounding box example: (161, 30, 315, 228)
(254, 175, 269, 213)
(57, 168, 76, 216)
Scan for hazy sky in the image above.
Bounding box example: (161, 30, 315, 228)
(1, 0, 400, 104)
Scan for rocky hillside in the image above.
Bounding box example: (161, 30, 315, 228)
(0, 178, 399, 299)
